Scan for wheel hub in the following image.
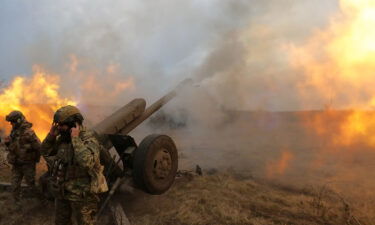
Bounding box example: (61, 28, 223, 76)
(153, 148, 172, 179)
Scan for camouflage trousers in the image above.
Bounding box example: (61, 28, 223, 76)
(55, 198, 98, 225)
(11, 163, 36, 201)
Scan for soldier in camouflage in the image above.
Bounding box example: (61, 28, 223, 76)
(3, 111, 41, 205)
(41, 105, 107, 225)
(0, 129, 8, 167)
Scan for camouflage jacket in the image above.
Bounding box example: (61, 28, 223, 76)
(41, 127, 103, 201)
(6, 121, 41, 164)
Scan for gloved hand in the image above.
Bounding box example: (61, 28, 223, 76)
(49, 123, 59, 137)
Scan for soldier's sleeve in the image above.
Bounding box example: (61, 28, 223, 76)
(72, 135, 99, 169)
(26, 129, 41, 151)
(41, 133, 57, 157)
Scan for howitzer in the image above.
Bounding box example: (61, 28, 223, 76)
(38, 79, 192, 219)
(93, 78, 192, 195)
(94, 79, 192, 222)
(40, 79, 190, 198)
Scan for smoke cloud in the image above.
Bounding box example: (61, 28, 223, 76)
(1, 0, 338, 112)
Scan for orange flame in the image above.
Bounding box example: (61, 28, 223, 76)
(289, 0, 375, 148)
(0, 66, 76, 139)
(335, 111, 375, 147)
(266, 151, 294, 178)
(302, 110, 375, 149)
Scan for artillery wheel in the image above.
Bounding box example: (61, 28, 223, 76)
(133, 134, 178, 194)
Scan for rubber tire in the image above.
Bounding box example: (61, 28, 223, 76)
(133, 134, 178, 195)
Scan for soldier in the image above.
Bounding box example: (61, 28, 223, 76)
(41, 105, 107, 225)
(3, 111, 41, 206)
(0, 129, 7, 166)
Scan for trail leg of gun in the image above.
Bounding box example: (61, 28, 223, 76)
(109, 200, 131, 225)
(97, 177, 125, 218)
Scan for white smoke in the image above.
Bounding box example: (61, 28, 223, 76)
(1, 0, 338, 113)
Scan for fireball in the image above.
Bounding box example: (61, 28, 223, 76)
(0, 66, 76, 139)
(289, 0, 375, 147)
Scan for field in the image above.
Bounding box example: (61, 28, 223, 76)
(1, 110, 374, 225)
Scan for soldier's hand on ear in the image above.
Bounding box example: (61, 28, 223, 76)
(71, 123, 80, 138)
(50, 123, 59, 137)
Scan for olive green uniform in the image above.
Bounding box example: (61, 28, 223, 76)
(41, 127, 102, 225)
(5, 121, 41, 202)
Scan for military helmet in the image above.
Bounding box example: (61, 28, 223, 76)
(5, 110, 25, 123)
(53, 105, 84, 125)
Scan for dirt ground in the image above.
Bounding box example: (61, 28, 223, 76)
(1, 110, 375, 224)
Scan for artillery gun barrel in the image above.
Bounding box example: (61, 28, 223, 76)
(93, 99, 146, 148)
(119, 78, 192, 135)
(94, 99, 146, 135)
(119, 89, 176, 135)
(93, 79, 192, 178)
(94, 78, 192, 139)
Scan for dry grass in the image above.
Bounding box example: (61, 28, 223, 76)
(124, 173, 365, 225)
(0, 172, 366, 225)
